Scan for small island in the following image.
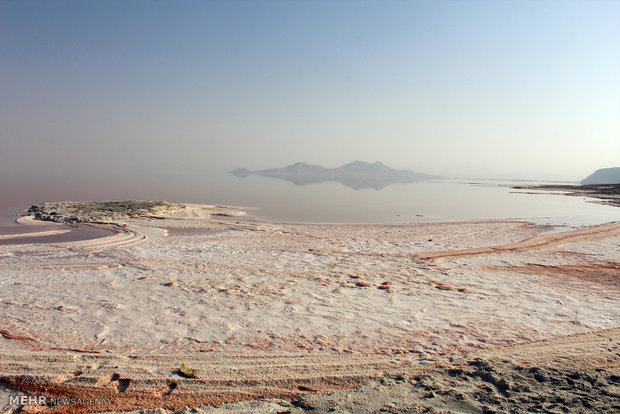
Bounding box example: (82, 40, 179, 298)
(231, 161, 442, 190)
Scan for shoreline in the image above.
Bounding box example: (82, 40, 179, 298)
(2, 193, 617, 239)
(511, 182, 620, 207)
(0, 216, 118, 246)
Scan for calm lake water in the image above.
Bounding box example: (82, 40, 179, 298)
(1, 170, 618, 228)
(222, 175, 618, 227)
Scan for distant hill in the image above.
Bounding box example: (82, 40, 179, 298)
(581, 167, 620, 185)
(231, 161, 442, 190)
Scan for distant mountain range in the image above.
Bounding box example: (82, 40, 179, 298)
(231, 161, 442, 190)
(581, 167, 620, 185)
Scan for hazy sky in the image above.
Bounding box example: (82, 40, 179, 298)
(1, 0, 619, 183)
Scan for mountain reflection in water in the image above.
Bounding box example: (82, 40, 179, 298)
(231, 161, 441, 190)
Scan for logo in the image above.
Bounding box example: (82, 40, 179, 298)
(9, 395, 113, 407)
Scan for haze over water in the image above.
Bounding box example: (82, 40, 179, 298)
(1, 1, 618, 225)
(1, 169, 617, 227)
(229, 175, 618, 226)
(1, 2, 619, 190)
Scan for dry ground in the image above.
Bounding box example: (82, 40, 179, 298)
(0, 204, 618, 413)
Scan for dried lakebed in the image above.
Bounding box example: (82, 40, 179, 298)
(0, 201, 618, 413)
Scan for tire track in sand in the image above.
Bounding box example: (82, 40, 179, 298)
(0, 351, 418, 413)
(0, 328, 617, 413)
(53, 224, 146, 250)
(415, 221, 620, 260)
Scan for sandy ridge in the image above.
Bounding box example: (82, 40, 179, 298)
(295, 221, 620, 261)
(415, 221, 620, 260)
(51, 225, 145, 250)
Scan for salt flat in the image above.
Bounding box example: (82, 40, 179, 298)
(0, 202, 618, 413)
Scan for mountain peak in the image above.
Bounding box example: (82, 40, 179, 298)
(338, 160, 390, 172)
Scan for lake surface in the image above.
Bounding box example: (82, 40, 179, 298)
(0, 170, 617, 228)
(224, 175, 618, 227)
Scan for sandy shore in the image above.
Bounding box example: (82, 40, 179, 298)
(0, 202, 618, 413)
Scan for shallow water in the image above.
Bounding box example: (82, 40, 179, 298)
(0, 208, 115, 245)
(0, 171, 617, 227)
(214, 173, 619, 227)
(0, 225, 116, 246)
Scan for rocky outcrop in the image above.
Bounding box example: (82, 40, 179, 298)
(22, 201, 245, 224)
